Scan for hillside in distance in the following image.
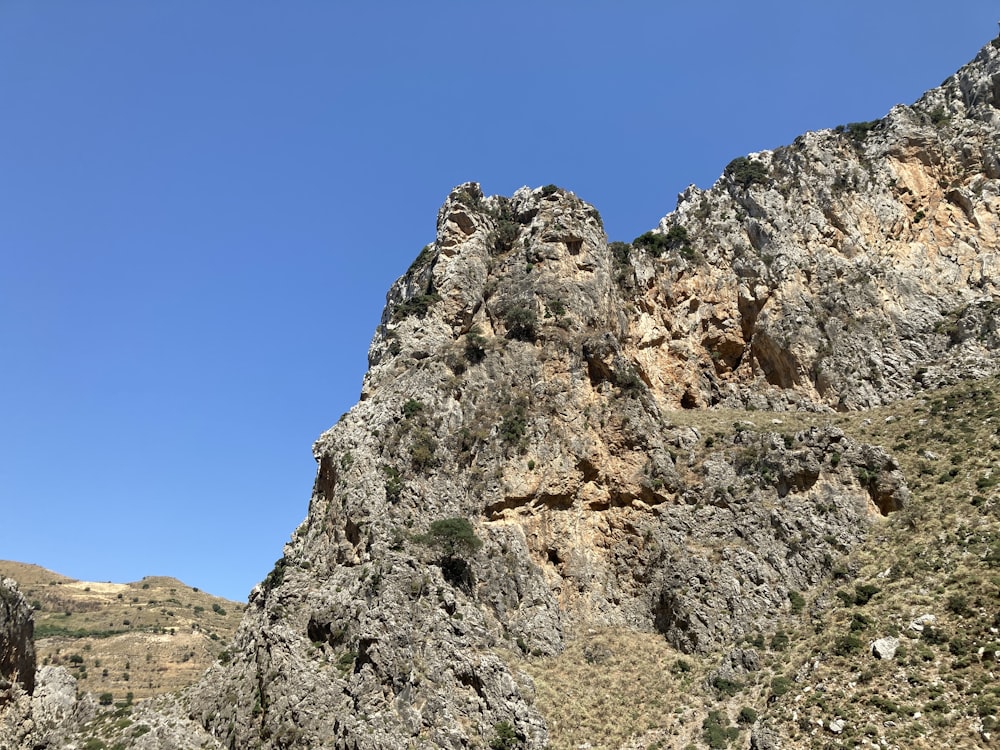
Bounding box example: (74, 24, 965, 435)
(0, 561, 244, 704)
(3, 32, 1000, 750)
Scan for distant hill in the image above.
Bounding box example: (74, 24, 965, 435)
(0, 561, 244, 704)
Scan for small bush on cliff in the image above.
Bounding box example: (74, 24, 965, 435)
(490, 721, 523, 750)
(382, 464, 403, 503)
(702, 710, 739, 749)
(504, 303, 538, 342)
(725, 156, 769, 188)
(393, 292, 441, 321)
(492, 220, 520, 254)
(499, 397, 529, 448)
(262, 556, 287, 594)
(402, 399, 424, 419)
(834, 119, 880, 141)
(633, 225, 693, 259)
(410, 428, 437, 471)
(464, 326, 487, 363)
(418, 517, 483, 559)
(417, 517, 483, 590)
(608, 240, 632, 264)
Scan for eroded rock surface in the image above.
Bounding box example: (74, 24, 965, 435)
(0, 578, 34, 699)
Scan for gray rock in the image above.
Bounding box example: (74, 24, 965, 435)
(0, 578, 35, 697)
(871, 637, 900, 660)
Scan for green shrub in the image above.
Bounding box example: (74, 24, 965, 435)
(492, 220, 520, 254)
(417, 517, 483, 560)
(921, 625, 949, 645)
(770, 631, 790, 651)
(671, 658, 692, 674)
(835, 589, 855, 606)
(490, 721, 523, 749)
(99, 692, 114, 706)
(833, 634, 864, 656)
(464, 327, 487, 363)
(633, 225, 693, 258)
(545, 298, 566, 318)
(853, 584, 880, 605)
(393, 293, 442, 321)
(834, 119, 881, 142)
(849, 613, 871, 632)
(929, 106, 949, 125)
(770, 676, 792, 697)
(946, 593, 970, 617)
(410, 428, 437, 470)
(262, 557, 287, 593)
(702, 710, 739, 749)
(499, 398, 529, 448)
(788, 590, 805, 614)
(711, 675, 744, 697)
(738, 707, 758, 725)
(383, 464, 403, 503)
(614, 367, 645, 397)
(402, 399, 424, 419)
(608, 241, 632, 264)
(725, 156, 769, 188)
(504, 303, 538, 341)
(632, 230, 669, 256)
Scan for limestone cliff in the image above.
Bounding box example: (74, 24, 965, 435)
(6, 34, 1000, 750)
(179, 180, 911, 749)
(630, 39, 1000, 410)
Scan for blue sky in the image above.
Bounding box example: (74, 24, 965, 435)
(2, 2, 996, 601)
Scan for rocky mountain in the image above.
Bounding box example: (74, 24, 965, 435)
(3, 34, 1000, 750)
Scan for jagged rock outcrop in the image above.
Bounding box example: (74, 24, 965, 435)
(626, 39, 1000, 410)
(180, 173, 910, 748)
(0, 578, 36, 749)
(1, 578, 102, 750)
(0, 579, 35, 699)
(11, 34, 1000, 750)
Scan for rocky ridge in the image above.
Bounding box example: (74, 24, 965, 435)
(4, 33, 1000, 750)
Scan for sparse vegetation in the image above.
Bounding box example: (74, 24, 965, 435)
(464, 326, 487, 363)
(0, 561, 244, 703)
(503, 302, 538, 342)
(490, 721, 523, 750)
(834, 119, 881, 141)
(632, 225, 693, 259)
(392, 292, 442, 321)
(725, 156, 769, 188)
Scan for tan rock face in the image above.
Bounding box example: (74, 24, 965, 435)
(181, 176, 913, 748)
(624, 42, 1000, 411)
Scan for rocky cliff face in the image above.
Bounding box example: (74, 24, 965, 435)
(630, 39, 1000, 411)
(7, 35, 1000, 750)
(0, 578, 35, 748)
(0, 579, 35, 699)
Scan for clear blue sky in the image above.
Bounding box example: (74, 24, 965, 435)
(2, 2, 996, 601)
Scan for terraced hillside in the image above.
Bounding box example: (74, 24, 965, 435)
(0, 561, 244, 704)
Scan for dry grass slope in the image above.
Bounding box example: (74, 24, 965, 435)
(0, 561, 244, 704)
